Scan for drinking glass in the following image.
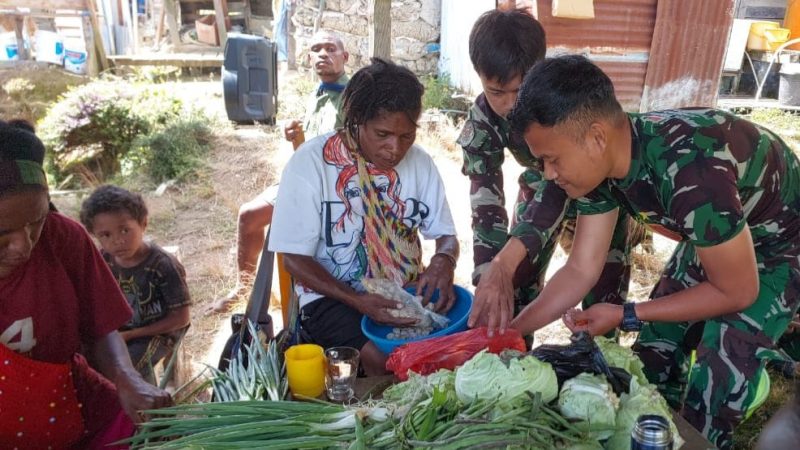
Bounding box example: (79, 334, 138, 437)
(324, 346, 360, 402)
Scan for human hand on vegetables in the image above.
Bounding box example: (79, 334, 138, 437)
(116, 370, 173, 423)
(468, 258, 515, 336)
(357, 293, 419, 327)
(563, 304, 623, 336)
(413, 254, 455, 314)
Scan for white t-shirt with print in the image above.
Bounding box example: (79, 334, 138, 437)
(268, 132, 457, 308)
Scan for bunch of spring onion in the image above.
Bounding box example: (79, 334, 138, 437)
(126, 400, 397, 449)
(209, 321, 288, 402)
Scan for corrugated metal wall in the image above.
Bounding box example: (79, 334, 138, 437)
(536, 0, 657, 110)
(640, 0, 735, 110)
(441, 0, 735, 112)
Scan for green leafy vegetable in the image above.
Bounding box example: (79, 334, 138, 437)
(454, 350, 558, 404)
(558, 373, 618, 440)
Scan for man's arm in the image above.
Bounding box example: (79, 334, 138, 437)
(510, 210, 618, 335)
(90, 331, 172, 421)
(566, 224, 759, 336)
(468, 175, 572, 333)
(282, 254, 416, 327)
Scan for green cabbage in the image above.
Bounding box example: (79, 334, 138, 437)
(606, 379, 684, 450)
(454, 350, 558, 404)
(558, 373, 618, 440)
(595, 336, 648, 386)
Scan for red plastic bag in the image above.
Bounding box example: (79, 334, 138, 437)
(385, 327, 526, 380)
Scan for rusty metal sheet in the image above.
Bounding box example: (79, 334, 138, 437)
(537, 0, 657, 51)
(594, 60, 649, 111)
(640, 0, 735, 110)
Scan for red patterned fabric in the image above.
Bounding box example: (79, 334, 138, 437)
(0, 343, 84, 449)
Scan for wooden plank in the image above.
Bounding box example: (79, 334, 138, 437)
(164, 0, 181, 46)
(368, 0, 391, 59)
(108, 52, 223, 67)
(14, 15, 29, 60)
(86, 0, 110, 72)
(212, 0, 228, 47)
(81, 14, 99, 75)
(723, 19, 753, 72)
(0, 0, 87, 9)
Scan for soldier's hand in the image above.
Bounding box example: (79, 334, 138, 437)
(468, 259, 515, 336)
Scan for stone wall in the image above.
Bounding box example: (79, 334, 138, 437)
(293, 0, 440, 74)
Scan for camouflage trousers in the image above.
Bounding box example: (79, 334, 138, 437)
(632, 242, 800, 449)
(511, 201, 633, 316)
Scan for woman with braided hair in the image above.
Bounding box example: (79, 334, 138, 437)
(269, 58, 459, 375)
(0, 120, 172, 449)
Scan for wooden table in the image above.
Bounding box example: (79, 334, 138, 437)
(353, 376, 715, 450)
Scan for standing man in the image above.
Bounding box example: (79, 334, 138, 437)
(508, 54, 800, 449)
(209, 30, 349, 313)
(460, 9, 632, 335)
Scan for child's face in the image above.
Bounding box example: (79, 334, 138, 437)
(479, 73, 523, 120)
(91, 211, 147, 263)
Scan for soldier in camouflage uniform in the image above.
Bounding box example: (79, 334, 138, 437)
(508, 55, 800, 449)
(461, 9, 632, 334)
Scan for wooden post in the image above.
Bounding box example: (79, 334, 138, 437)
(155, 3, 166, 46)
(163, 0, 180, 47)
(286, 0, 296, 68)
(86, 0, 110, 72)
(120, 0, 136, 54)
(368, 0, 390, 59)
(14, 15, 29, 60)
(81, 14, 100, 76)
(213, 0, 228, 47)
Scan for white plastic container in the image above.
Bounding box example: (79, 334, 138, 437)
(63, 39, 87, 74)
(35, 30, 65, 65)
(0, 32, 19, 61)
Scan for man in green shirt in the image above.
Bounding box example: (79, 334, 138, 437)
(507, 54, 800, 449)
(210, 30, 349, 313)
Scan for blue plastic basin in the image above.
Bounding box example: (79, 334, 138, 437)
(361, 285, 473, 354)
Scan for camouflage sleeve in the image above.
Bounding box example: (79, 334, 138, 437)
(509, 172, 570, 266)
(664, 150, 746, 248)
(459, 116, 508, 286)
(576, 184, 619, 216)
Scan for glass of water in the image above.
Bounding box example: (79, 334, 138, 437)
(324, 346, 360, 402)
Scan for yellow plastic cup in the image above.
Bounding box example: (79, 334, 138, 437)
(285, 344, 326, 398)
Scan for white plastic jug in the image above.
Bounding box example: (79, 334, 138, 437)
(0, 32, 19, 61)
(64, 39, 87, 74)
(35, 30, 64, 65)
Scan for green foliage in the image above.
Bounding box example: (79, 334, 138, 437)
(0, 67, 86, 123)
(421, 74, 470, 113)
(38, 79, 205, 185)
(126, 114, 212, 182)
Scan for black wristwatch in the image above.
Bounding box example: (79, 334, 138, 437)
(620, 302, 643, 332)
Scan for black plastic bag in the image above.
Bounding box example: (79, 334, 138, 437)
(530, 331, 631, 395)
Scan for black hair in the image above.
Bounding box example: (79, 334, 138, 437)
(509, 55, 625, 137)
(0, 119, 46, 165)
(0, 119, 50, 202)
(80, 185, 149, 232)
(469, 8, 546, 85)
(341, 57, 424, 139)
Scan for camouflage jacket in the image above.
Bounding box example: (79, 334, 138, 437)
(459, 94, 571, 285)
(578, 108, 800, 261)
(303, 73, 349, 139)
